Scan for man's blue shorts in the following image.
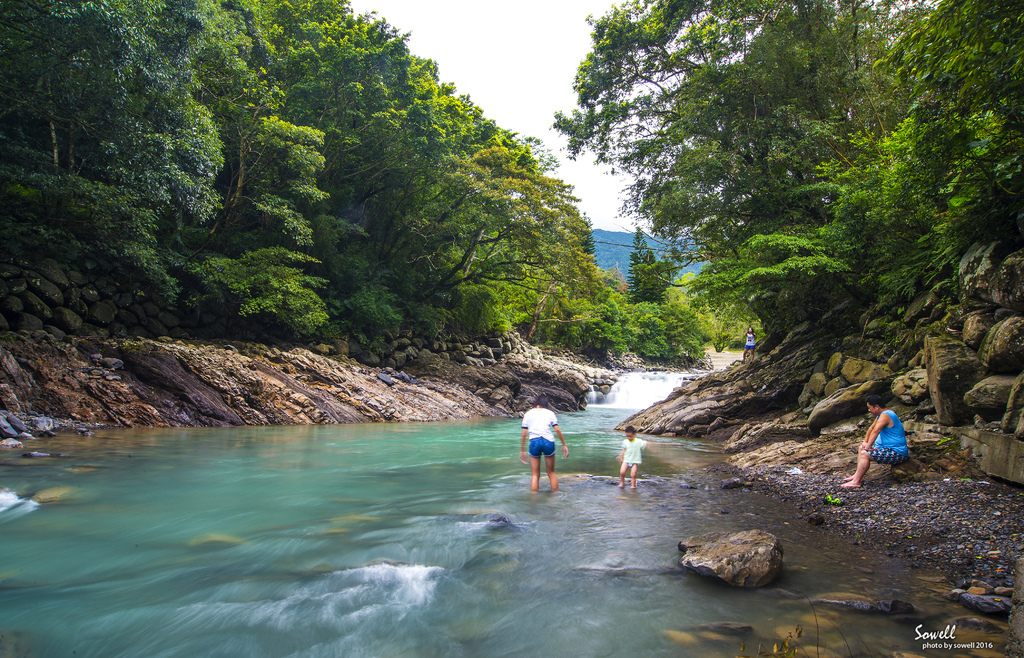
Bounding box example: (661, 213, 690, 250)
(867, 446, 908, 465)
(528, 438, 555, 458)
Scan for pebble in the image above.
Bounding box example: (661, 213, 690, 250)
(738, 466, 1024, 586)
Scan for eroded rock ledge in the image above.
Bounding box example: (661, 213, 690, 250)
(0, 334, 612, 429)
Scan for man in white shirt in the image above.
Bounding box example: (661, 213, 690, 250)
(519, 396, 569, 491)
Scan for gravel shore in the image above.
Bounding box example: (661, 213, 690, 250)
(726, 464, 1023, 590)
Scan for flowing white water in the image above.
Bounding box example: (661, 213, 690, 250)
(593, 371, 700, 409)
(0, 488, 38, 523)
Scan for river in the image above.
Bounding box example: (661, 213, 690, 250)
(0, 373, 973, 657)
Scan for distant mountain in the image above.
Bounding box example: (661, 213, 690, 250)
(591, 229, 702, 277)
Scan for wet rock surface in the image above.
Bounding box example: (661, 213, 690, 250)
(678, 529, 784, 587)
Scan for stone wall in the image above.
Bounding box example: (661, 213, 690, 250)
(333, 329, 541, 369)
(0, 258, 190, 341)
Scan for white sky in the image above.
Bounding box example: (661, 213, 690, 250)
(345, 0, 637, 233)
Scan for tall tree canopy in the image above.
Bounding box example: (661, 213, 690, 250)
(558, 0, 1019, 334)
(0, 0, 599, 340)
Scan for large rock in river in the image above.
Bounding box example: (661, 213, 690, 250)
(678, 530, 783, 587)
(504, 357, 589, 411)
(925, 335, 985, 425)
(403, 356, 522, 411)
(808, 379, 890, 432)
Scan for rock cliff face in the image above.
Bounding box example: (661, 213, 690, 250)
(620, 239, 1024, 484)
(620, 319, 850, 436)
(0, 334, 607, 429)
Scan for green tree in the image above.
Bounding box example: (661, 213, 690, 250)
(627, 229, 669, 304)
(557, 0, 911, 333)
(189, 247, 328, 336)
(0, 0, 224, 296)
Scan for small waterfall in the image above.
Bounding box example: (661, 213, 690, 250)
(585, 385, 600, 404)
(593, 371, 696, 409)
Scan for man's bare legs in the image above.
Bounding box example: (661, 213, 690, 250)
(842, 446, 872, 487)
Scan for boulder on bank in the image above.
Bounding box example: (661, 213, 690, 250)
(807, 379, 890, 432)
(678, 529, 783, 587)
(978, 317, 1024, 372)
(723, 422, 813, 454)
(839, 358, 892, 385)
(925, 335, 985, 425)
(1003, 373, 1024, 436)
(891, 368, 929, 405)
(964, 375, 1018, 422)
(963, 312, 997, 350)
(958, 243, 1024, 312)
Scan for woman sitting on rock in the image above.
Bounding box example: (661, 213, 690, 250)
(841, 394, 909, 488)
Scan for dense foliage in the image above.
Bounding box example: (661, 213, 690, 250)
(557, 0, 1023, 337)
(0, 0, 713, 359)
(6, 0, 1008, 360)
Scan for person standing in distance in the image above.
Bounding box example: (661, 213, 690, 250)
(743, 327, 756, 363)
(519, 396, 568, 491)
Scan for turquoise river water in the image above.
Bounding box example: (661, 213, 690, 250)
(0, 375, 987, 657)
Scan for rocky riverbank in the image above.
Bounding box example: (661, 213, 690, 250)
(0, 331, 624, 445)
(714, 464, 1020, 601)
(616, 239, 1024, 623)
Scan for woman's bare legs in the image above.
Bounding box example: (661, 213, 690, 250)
(546, 455, 559, 491)
(529, 455, 542, 491)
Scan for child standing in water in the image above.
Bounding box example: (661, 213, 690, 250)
(616, 425, 646, 489)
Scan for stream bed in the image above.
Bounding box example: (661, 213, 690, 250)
(0, 377, 992, 657)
